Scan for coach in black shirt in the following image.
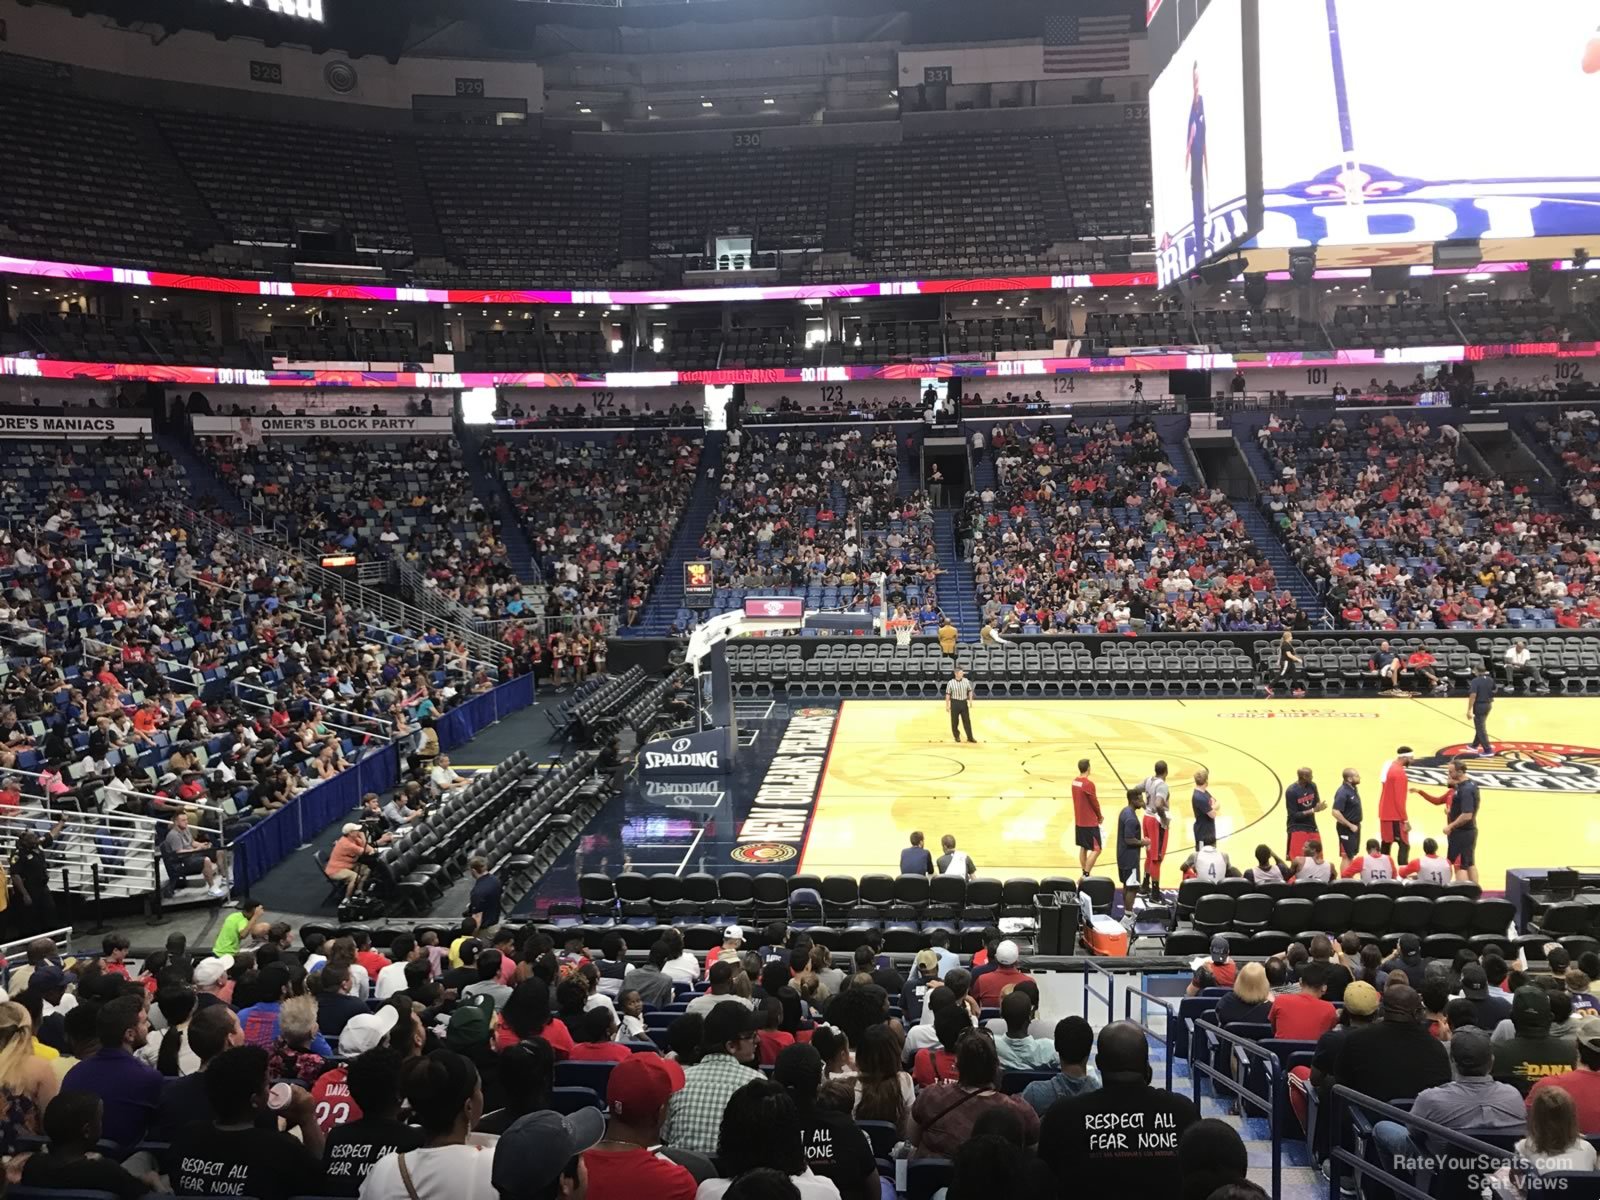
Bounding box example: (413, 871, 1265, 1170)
(1467, 665, 1495, 755)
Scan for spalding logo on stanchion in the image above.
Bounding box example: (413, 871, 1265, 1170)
(640, 726, 734, 776)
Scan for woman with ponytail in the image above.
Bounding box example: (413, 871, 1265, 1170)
(0, 1001, 59, 1149)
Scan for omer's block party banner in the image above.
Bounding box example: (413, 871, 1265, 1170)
(190, 415, 455, 436)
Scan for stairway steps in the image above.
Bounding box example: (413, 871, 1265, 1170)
(155, 432, 244, 517)
(389, 138, 447, 259)
(456, 429, 540, 586)
(630, 433, 726, 635)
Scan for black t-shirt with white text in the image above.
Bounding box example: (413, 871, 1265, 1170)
(1038, 1082, 1200, 1196)
(319, 1116, 426, 1197)
(166, 1121, 322, 1200)
(797, 1107, 877, 1200)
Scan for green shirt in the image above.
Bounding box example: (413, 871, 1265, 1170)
(213, 911, 251, 956)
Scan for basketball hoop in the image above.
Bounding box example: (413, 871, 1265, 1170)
(887, 618, 915, 647)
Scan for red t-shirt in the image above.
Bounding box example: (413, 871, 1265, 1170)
(569, 1041, 632, 1063)
(758, 1029, 796, 1067)
(356, 951, 392, 979)
(1529, 1070, 1600, 1134)
(1072, 776, 1101, 827)
(496, 1018, 574, 1059)
(582, 1147, 696, 1200)
(1206, 961, 1239, 989)
(311, 1066, 362, 1133)
(912, 1047, 958, 1088)
(1269, 993, 1339, 1041)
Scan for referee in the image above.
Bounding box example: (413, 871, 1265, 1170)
(945, 667, 976, 743)
(1466, 663, 1495, 755)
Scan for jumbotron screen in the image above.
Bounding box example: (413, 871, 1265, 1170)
(1149, 0, 1260, 287)
(1249, 0, 1600, 251)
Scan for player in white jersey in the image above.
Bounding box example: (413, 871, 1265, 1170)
(1399, 837, 1452, 886)
(1290, 838, 1336, 885)
(1191, 838, 1229, 884)
(1341, 838, 1397, 884)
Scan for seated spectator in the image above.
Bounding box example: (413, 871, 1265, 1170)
(995, 990, 1059, 1072)
(1515, 1085, 1599, 1177)
(624, 940, 680, 1008)
(155, 1005, 246, 1141)
(1335, 984, 1451, 1103)
(688, 962, 754, 1017)
(1373, 1027, 1525, 1180)
(663, 1001, 765, 1154)
(314, 964, 371, 1039)
(139, 987, 199, 1077)
(361, 1050, 498, 1200)
(497, 980, 574, 1059)
(475, 1040, 555, 1137)
(1187, 936, 1239, 995)
(910, 1028, 1039, 1160)
(1529, 1018, 1600, 1133)
(326, 825, 371, 899)
(489, 1108, 606, 1200)
(945, 1107, 1056, 1200)
(911, 1001, 969, 1087)
(582, 1054, 696, 1200)
(19, 1090, 156, 1199)
(971, 941, 1031, 1009)
(570, 1008, 630, 1062)
(166, 1045, 324, 1200)
(850, 1024, 912, 1136)
(0, 1000, 62, 1144)
(1176, 1118, 1254, 1200)
(1269, 962, 1340, 1041)
(461, 950, 513, 1011)
(773, 1044, 878, 1200)
(699, 1078, 842, 1199)
(319, 1046, 425, 1196)
(268, 994, 328, 1085)
(62, 994, 163, 1149)
(1214, 962, 1272, 1028)
(1020, 1016, 1100, 1117)
(1496, 987, 1579, 1094)
(1038, 1021, 1199, 1190)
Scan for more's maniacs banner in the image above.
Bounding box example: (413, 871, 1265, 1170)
(0, 415, 151, 438)
(191, 415, 454, 437)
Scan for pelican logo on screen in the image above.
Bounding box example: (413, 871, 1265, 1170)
(684, 562, 713, 594)
(1409, 743, 1600, 794)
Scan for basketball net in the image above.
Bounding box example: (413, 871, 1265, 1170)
(887, 618, 915, 647)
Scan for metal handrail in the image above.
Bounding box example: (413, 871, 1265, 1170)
(1123, 985, 1178, 1093)
(1192, 1019, 1283, 1200)
(1081, 957, 1117, 1025)
(174, 505, 511, 664)
(1328, 1085, 1532, 1200)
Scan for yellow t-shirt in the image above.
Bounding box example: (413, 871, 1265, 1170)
(938, 625, 958, 654)
(31, 1038, 58, 1059)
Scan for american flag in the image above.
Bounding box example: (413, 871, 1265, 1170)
(1043, 12, 1133, 75)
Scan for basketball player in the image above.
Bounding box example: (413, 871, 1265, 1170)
(1117, 788, 1149, 913)
(1072, 759, 1102, 877)
(1466, 664, 1495, 755)
(1398, 837, 1452, 886)
(1291, 838, 1336, 885)
(1341, 838, 1398, 884)
(1266, 631, 1306, 699)
(945, 667, 975, 743)
(1332, 767, 1363, 870)
(1441, 759, 1481, 884)
(1141, 760, 1171, 892)
(1191, 768, 1219, 850)
(1377, 746, 1414, 865)
(1190, 837, 1229, 885)
(1284, 766, 1326, 859)
(1185, 61, 1208, 262)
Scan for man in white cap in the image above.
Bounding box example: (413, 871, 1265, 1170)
(704, 925, 744, 978)
(973, 940, 1034, 1007)
(193, 956, 235, 1010)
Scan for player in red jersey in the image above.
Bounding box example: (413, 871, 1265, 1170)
(1071, 759, 1103, 877)
(1377, 746, 1415, 866)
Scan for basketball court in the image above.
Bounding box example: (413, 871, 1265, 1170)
(798, 697, 1600, 887)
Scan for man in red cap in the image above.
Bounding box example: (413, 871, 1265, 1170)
(582, 1055, 696, 1200)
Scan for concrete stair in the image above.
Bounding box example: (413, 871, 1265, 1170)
(823, 150, 859, 253)
(933, 510, 980, 639)
(1235, 505, 1328, 620)
(156, 432, 244, 518)
(630, 432, 726, 636)
(457, 429, 539, 584)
